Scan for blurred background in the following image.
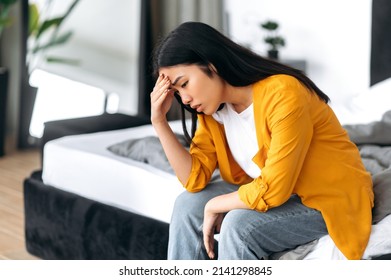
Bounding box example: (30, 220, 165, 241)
(0, 0, 386, 156)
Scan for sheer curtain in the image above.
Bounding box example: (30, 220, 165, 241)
(138, 0, 224, 120)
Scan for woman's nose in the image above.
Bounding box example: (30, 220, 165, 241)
(181, 94, 192, 105)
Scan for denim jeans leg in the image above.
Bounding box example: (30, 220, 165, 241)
(167, 180, 239, 260)
(218, 195, 328, 259)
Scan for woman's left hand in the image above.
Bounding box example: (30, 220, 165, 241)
(202, 192, 249, 259)
(203, 208, 224, 259)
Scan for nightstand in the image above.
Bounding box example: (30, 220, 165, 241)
(280, 59, 306, 72)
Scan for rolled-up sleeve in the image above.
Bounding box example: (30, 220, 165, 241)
(184, 116, 218, 192)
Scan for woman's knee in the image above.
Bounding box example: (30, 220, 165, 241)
(173, 191, 206, 215)
(218, 209, 266, 259)
(170, 191, 208, 228)
(219, 209, 254, 243)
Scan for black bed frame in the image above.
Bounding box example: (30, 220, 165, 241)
(24, 171, 169, 260)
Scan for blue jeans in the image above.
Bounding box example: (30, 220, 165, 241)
(167, 180, 328, 260)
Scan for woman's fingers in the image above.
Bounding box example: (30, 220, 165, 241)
(203, 231, 215, 259)
(151, 75, 171, 102)
(203, 214, 214, 259)
(150, 74, 175, 123)
(154, 74, 169, 92)
(203, 212, 225, 260)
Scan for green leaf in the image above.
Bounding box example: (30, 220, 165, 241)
(28, 3, 40, 36)
(32, 30, 73, 53)
(264, 36, 286, 50)
(261, 21, 279, 31)
(33, 0, 81, 41)
(45, 0, 80, 32)
(61, 0, 81, 23)
(45, 56, 80, 65)
(26, 0, 82, 69)
(36, 16, 65, 40)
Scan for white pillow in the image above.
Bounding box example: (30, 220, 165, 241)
(332, 78, 391, 125)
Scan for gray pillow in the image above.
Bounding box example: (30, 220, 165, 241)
(107, 134, 188, 174)
(343, 110, 391, 145)
(372, 168, 391, 224)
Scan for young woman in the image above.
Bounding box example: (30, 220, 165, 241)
(150, 22, 373, 260)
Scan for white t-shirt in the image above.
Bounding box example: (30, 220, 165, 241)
(212, 103, 261, 178)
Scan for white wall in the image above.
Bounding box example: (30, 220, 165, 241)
(224, 0, 372, 105)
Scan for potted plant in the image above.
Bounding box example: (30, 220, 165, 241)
(0, 0, 18, 156)
(18, 0, 80, 149)
(260, 20, 286, 60)
(27, 0, 81, 73)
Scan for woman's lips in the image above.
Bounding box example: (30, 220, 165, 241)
(193, 104, 202, 112)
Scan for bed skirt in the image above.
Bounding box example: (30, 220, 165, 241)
(23, 171, 169, 260)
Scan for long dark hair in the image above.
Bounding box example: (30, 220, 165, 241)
(153, 21, 330, 143)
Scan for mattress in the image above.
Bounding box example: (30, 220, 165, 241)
(42, 120, 186, 223)
(42, 119, 391, 260)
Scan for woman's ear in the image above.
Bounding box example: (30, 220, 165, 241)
(198, 64, 216, 77)
(209, 64, 218, 74)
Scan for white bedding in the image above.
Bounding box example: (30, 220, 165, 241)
(42, 117, 391, 260)
(43, 120, 186, 223)
(305, 214, 391, 260)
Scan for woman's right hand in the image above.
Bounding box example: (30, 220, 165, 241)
(150, 74, 192, 184)
(150, 74, 175, 125)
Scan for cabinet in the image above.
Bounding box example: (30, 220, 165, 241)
(280, 59, 306, 72)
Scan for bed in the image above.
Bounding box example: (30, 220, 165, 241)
(23, 81, 391, 259)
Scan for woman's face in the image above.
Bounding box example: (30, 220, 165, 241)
(159, 64, 225, 115)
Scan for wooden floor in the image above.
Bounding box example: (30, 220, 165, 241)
(0, 149, 41, 260)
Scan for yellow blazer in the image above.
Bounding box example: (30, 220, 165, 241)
(184, 74, 374, 260)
